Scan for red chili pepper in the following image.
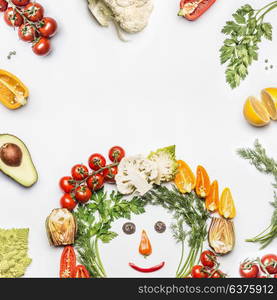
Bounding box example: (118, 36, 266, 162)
(129, 262, 165, 273)
(178, 0, 216, 21)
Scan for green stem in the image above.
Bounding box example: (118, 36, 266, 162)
(257, 2, 277, 22)
(176, 240, 185, 277)
(95, 238, 107, 277)
(255, 1, 277, 17)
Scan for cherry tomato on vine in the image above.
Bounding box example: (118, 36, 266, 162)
(12, 0, 30, 6)
(59, 176, 75, 193)
(24, 2, 44, 22)
(211, 270, 225, 278)
(88, 153, 106, 171)
(4, 8, 23, 27)
(200, 250, 217, 269)
(32, 37, 51, 56)
(71, 164, 89, 181)
(38, 17, 57, 38)
(75, 186, 92, 204)
(18, 24, 36, 42)
(191, 265, 208, 278)
(261, 254, 277, 274)
(0, 0, 8, 12)
(87, 174, 104, 191)
(103, 166, 118, 183)
(60, 193, 77, 211)
(108, 146, 125, 163)
(239, 262, 259, 278)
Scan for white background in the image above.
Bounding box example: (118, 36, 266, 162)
(0, 0, 276, 278)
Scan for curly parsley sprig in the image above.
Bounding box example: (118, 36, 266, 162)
(220, 2, 277, 89)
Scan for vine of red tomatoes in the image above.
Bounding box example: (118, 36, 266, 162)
(59, 146, 125, 210)
(0, 0, 57, 56)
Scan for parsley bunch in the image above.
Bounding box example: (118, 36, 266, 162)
(220, 2, 277, 89)
(74, 190, 146, 277)
(238, 140, 277, 248)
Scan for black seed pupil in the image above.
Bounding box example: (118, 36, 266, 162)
(154, 221, 166, 233)
(122, 222, 136, 235)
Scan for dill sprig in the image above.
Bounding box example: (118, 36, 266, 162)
(238, 140, 277, 248)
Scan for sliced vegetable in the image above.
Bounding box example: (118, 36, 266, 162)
(205, 180, 219, 212)
(74, 265, 90, 278)
(139, 230, 152, 257)
(154, 221, 166, 233)
(122, 222, 136, 235)
(219, 188, 236, 219)
(174, 160, 195, 193)
(178, 0, 216, 21)
(0, 69, 29, 109)
(195, 165, 210, 198)
(60, 246, 76, 278)
(129, 262, 165, 273)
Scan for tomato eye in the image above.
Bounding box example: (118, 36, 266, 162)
(154, 221, 166, 233)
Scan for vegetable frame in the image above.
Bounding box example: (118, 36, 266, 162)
(178, 0, 216, 21)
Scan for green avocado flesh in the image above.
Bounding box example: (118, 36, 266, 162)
(0, 134, 38, 187)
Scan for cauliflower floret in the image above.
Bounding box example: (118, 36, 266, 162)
(115, 155, 159, 195)
(148, 145, 178, 184)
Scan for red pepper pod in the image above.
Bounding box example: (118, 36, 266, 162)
(178, 0, 216, 21)
(129, 262, 165, 273)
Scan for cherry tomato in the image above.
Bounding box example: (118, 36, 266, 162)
(18, 24, 36, 42)
(75, 186, 92, 204)
(24, 2, 44, 22)
(200, 250, 217, 269)
(74, 265, 90, 278)
(60, 193, 77, 211)
(60, 246, 76, 278)
(191, 265, 209, 278)
(211, 270, 225, 278)
(0, 0, 8, 12)
(108, 146, 125, 163)
(88, 153, 106, 171)
(12, 0, 30, 6)
(4, 8, 23, 27)
(261, 254, 277, 274)
(87, 174, 104, 191)
(59, 176, 75, 193)
(239, 262, 259, 278)
(274, 274, 277, 278)
(71, 164, 89, 181)
(38, 17, 57, 38)
(32, 37, 51, 56)
(104, 166, 118, 183)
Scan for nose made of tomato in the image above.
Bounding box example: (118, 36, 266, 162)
(139, 230, 152, 257)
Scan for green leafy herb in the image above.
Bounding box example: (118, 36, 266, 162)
(220, 2, 277, 89)
(237, 140, 277, 248)
(140, 185, 209, 278)
(74, 189, 147, 277)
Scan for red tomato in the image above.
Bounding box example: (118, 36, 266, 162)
(71, 164, 89, 181)
(24, 2, 44, 22)
(87, 174, 104, 191)
(12, 0, 30, 6)
(4, 8, 23, 27)
(74, 265, 90, 278)
(274, 274, 277, 278)
(191, 265, 208, 278)
(37, 17, 58, 38)
(108, 146, 125, 163)
(18, 24, 36, 42)
(32, 37, 51, 56)
(179, 0, 216, 21)
(104, 166, 118, 183)
(261, 254, 277, 275)
(200, 250, 217, 268)
(75, 186, 92, 203)
(211, 270, 225, 278)
(59, 176, 75, 193)
(88, 153, 106, 171)
(239, 262, 259, 278)
(60, 194, 77, 211)
(60, 246, 76, 278)
(0, 0, 8, 12)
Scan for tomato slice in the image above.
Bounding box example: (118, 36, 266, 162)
(60, 246, 76, 278)
(179, 0, 216, 21)
(74, 265, 90, 278)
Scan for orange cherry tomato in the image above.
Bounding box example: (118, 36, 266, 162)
(74, 265, 90, 278)
(174, 160, 196, 193)
(60, 246, 76, 278)
(196, 165, 210, 198)
(139, 230, 152, 257)
(205, 180, 219, 212)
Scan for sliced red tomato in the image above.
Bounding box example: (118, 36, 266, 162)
(178, 0, 216, 21)
(74, 265, 90, 278)
(60, 246, 76, 278)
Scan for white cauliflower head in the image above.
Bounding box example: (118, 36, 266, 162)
(115, 155, 159, 195)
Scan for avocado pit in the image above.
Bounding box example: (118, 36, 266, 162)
(0, 143, 23, 167)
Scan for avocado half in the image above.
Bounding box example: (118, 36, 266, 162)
(0, 134, 38, 187)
